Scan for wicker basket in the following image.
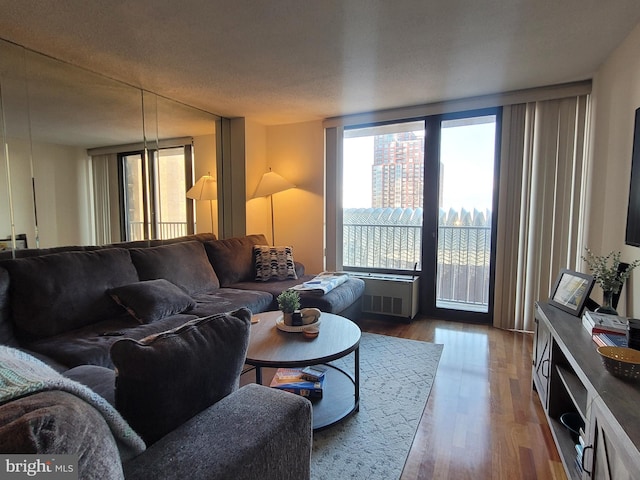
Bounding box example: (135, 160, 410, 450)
(597, 346, 640, 381)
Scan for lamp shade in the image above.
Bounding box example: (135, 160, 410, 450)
(253, 170, 295, 198)
(186, 175, 217, 200)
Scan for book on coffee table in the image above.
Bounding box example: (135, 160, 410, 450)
(270, 368, 324, 398)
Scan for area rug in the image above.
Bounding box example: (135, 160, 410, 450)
(311, 332, 443, 480)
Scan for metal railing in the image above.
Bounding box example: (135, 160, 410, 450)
(436, 225, 491, 309)
(343, 208, 491, 309)
(343, 224, 422, 271)
(127, 221, 189, 241)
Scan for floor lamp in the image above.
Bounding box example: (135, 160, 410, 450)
(253, 169, 295, 245)
(186, 174, 217, 233)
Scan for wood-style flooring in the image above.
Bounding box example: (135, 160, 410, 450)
(356, 315, 567, 480)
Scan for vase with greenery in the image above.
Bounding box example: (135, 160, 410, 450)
(277, 290, 301, 325)
(582, 248, 640, 315)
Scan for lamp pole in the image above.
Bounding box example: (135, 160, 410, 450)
(269, 194, 275, 245)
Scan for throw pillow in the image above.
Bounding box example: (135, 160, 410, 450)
(129, 241, 220, 296)
(253, 245, 298, 281)
(110, 308, 251, 445)
(2, 248, 139, 338)
(203, 234, 269, 286)
(108, 279, 196, 324)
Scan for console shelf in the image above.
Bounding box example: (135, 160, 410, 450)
(533, 302, 640, 479)
(555, 365, 587, 420)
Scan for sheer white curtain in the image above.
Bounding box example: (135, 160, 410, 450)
(494, 95, 590, 331)
(91, 154, 116, 245)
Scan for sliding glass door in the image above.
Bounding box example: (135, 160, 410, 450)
(340, 109, 500, 322)
(430, 112, 499, 318)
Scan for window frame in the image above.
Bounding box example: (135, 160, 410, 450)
(341, 119, 426, 275)
(118, 143, 194, 241)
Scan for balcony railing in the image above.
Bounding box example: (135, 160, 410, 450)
(436, 225, 491, 310)
(343, 207, 491, 310)
(127, 221, 189, 241)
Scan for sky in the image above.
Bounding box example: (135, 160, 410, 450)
(343, 121, 496, 212)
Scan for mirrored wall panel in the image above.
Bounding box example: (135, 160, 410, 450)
(0, 38, 220, 254)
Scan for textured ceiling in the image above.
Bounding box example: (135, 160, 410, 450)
(0, 1, 640, 126)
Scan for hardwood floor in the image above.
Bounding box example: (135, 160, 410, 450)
(356, 315, 567, 480)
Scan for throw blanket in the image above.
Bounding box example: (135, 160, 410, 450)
(0, 346, 146, 460)
(291, 272, 349, 295)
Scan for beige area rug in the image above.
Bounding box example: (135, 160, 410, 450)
(311, 332, 443, 480)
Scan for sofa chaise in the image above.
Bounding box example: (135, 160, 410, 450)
(0, 308, 312, 479)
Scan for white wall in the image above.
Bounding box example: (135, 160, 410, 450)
(245, 119, 270, 239)
(1, 138, 91, 248)
(589, 22, 640, 315)
(32, 142, 93, 247)
(245, 119, 325, 274)
(0, 138, 35, 244)
(265, 120, 325, 274)
(193, 134, 218, 236)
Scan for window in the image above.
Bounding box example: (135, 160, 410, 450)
(342, 121, 425, 272)
(120, 144, 194, 241)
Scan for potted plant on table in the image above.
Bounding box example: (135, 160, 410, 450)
(277, 290, 301, 326)
(582, 248, 640, 315)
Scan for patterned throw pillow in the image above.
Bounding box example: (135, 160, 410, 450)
(254, 245, 298, 281)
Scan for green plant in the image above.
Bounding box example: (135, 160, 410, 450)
(582, 248, 640, 294)
(277, 290, 300, 313)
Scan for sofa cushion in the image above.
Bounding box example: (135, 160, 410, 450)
(159, 233, 217, 245)
(188, 288, 273, 317)
(130, 241, 220, 295)
(64, 365, 117, 407)
(24, 314, 200, 369)
(110, 308, 252, 445)
(253, 245, 298, 281)
(0, 391, 125, 479)
(2, 248, 139, 339)
(203, 234, 268, 287)
(108, 279, 196, 324)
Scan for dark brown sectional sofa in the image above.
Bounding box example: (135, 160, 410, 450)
(0, 233, 366, 479)
(0, 233, 364, 369)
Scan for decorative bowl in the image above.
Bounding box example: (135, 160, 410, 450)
(302, 327, 320, 339)
(275, 315, 321, 333)
(597, 346, 640, 380)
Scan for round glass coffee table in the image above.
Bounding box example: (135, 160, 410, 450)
(245, 310, 361, 430)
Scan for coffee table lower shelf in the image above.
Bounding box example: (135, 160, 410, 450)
(246, 363, 359, 431)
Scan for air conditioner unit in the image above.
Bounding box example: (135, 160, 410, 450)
(349, 273, 419, 320)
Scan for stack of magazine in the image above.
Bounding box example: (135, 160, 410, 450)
(582, 310, 628, 347)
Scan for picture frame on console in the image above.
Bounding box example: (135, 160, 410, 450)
(549, 268, 595, 316)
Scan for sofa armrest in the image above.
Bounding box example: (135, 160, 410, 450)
(123, 383, 312, 480)
(0, 391, 125, 480)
